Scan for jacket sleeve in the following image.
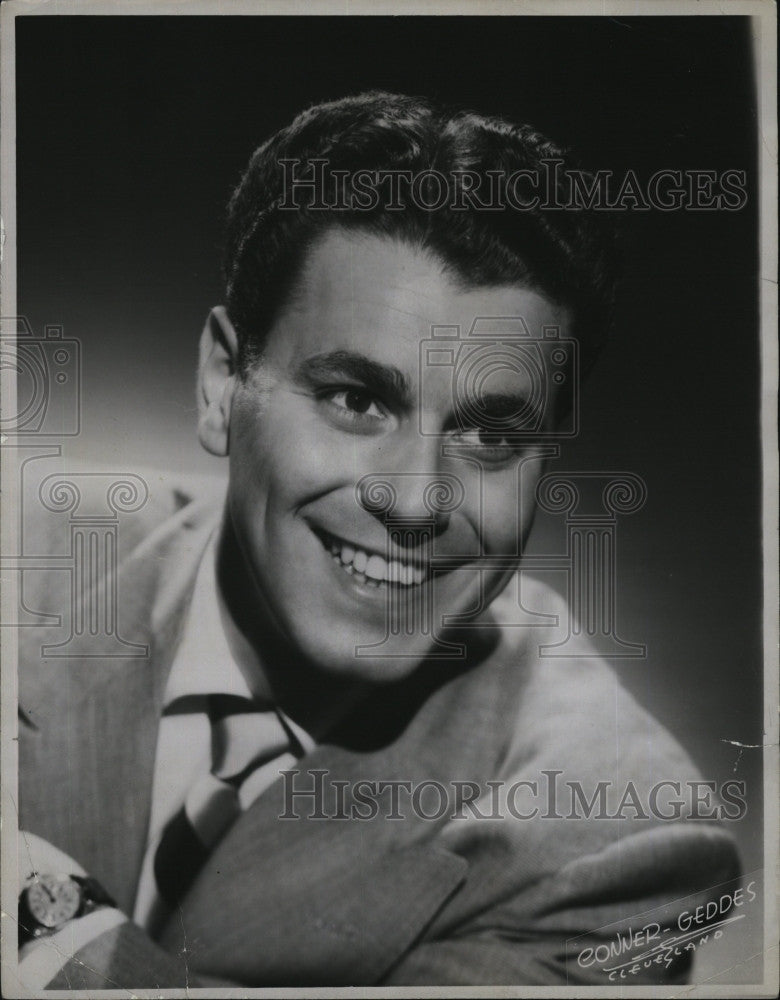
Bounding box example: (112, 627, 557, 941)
(381, 822, 741, 986)
(33, 821, 739, 989)
(30, 920, 236, 989)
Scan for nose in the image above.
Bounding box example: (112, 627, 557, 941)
(356, 471, 465, 540)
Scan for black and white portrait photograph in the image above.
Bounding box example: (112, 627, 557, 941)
(1, 1, 776, 995)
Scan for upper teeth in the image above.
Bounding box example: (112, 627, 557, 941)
(327, 536, 426, 586)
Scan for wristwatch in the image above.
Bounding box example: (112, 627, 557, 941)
(18, 873, 116, 946)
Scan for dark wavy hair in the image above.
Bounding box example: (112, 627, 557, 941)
(224, 91, 617, 375)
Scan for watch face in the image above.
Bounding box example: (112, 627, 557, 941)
(25, 875, 82, 930)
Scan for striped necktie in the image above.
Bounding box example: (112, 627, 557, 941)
(153, 694, 295, 908)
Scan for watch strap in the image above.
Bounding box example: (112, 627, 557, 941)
(71, 875, 117, 912)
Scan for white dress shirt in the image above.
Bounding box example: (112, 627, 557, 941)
(133, 528, 315, 934)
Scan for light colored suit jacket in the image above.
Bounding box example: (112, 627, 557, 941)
(17, 478, 739, 988)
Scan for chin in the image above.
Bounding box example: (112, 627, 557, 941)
(292, 624, 440, 685)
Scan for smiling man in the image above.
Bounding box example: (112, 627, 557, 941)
(210, 229, 569, 688)
(17, 92, 739, 989)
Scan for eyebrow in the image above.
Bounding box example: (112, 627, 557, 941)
(293, 351, 536, 428)
(293, 351, 412, 407)
(454, 391, 537, 429)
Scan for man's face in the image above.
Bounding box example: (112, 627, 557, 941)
(225, 229, 570, 682)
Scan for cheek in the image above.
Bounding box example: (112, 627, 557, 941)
(230, 395, 346, 507)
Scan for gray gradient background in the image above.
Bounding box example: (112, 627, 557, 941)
(15, 13, 763, 889)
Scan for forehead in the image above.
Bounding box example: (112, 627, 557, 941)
(263, 228, 570, 370)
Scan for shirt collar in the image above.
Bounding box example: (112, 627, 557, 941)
(163, 529, 316, 754)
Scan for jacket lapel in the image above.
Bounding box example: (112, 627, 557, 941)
(18, 502, 217, 912)
(157, 648, 505, 985)
(158, 739, 467, 985)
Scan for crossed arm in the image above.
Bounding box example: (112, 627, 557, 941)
(14, 821, 739, 990)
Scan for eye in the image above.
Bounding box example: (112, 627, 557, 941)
(334, 389, 382, 416)
(320, 387, 388, 426)
(450, 426, 521, 463)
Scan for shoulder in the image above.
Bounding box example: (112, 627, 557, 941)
(478, 576, 700, 787)
(16, 466, 227, 688)
(430, 577, 739, 913)
(17, 461, 226, 560)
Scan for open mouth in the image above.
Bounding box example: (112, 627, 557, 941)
(314, 528, 431, 589)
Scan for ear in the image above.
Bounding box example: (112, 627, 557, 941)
(197, 306, 239, 457)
